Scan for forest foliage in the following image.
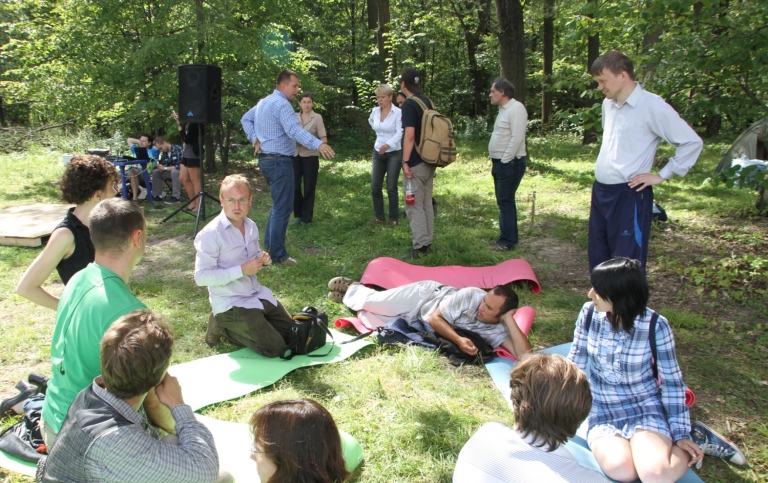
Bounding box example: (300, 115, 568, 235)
(0, 0, 766, 157)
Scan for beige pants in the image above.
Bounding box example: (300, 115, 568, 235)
(404, 162, 436, 249)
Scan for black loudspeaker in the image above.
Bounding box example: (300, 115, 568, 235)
(178, 65, 221, 124)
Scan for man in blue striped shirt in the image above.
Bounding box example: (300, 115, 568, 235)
(241, 70, 335, 265)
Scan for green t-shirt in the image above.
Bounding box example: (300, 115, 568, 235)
(42, 263, 146, 433)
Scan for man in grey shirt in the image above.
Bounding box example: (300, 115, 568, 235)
(37, 309, 231, 483)
(330, 278, 532, 359)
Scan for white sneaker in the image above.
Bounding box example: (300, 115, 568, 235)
(138, 186, 147, 200)
(276, 257, 297, 265)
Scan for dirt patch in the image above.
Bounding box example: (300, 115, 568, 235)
(522, 236, 590, 294)
(132, 234, 197, 283)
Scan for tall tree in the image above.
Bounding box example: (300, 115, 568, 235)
(541, 0, 555, 130)
(495, 0, 526, 105)
(582, 0, 599, 144)
(449, 0, 492, 116)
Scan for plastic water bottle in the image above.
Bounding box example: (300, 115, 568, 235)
(405, 180, 415, 205)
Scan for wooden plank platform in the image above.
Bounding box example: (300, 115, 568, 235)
(0, 203, 73, 247)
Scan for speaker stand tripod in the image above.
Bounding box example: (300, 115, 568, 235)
(161, 123, 220, 236)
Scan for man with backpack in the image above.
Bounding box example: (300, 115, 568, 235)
(400, 68, 437, 260)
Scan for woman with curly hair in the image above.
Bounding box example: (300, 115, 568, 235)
(16, 154, 118, 310)
(250, 398, 350, 483)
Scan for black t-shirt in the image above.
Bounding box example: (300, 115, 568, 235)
(401, 93, 433, 167)
(55, 207, 95, 284)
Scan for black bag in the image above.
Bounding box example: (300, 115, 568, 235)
(279, 306, 335, 360)
(0, 394, 46, 463)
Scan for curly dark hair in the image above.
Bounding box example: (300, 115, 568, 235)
(60, 155, 118, 205)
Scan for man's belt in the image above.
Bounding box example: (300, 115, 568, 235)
(258, 153, 290, 159)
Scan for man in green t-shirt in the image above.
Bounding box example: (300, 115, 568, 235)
(41, 198, 173, 447)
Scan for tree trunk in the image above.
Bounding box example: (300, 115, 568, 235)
(205, 124, 215, 172)
(376, 0, 391, 76)
(541, 0, 554, 131)
(451, 0, 491, 116)
(194, 0, 205, 60)
(495, 0, 526, 105)
(583, 0, 599, 145)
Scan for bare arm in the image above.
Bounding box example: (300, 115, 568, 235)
(498, 310, 532, 359)
(428, 307, 478, 356)
(402, 127, 415, 178)
(127, 137, 140, 147)
(16, 228, 76, 310)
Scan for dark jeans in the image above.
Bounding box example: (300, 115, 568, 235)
(588, 181, 653, 273)
(291, 155, 319, 222)
(259, 155, 293, 262)
(371, 149, 402, 221)
(492, 156, 527, 249)
(214, 301, 293, 358)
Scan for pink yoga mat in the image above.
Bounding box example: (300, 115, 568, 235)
(359, 257, 541, 294)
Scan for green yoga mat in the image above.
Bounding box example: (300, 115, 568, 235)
(0, 330, 370, 479)
(0, 416, 364, 481)
(170, 329, 372, 411)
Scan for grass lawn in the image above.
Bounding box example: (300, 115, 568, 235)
(1, 134, 766, 482)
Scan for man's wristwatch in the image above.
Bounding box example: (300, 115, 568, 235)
(402, 159, 409, 165)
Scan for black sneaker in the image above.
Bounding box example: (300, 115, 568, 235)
(165, 196, 180, 204)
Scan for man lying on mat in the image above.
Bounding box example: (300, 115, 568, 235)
(327, 278, 532, 358)
(195, 175, 294, 358)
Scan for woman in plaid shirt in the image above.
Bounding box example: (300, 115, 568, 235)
(568, 258, 703, 482)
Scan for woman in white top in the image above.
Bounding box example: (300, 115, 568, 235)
(292, 92, 327, 225)
(368, 84, 403, 226)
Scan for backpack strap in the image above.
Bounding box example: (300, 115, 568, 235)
(341, 330, 374, 344)
(584, 303, 595, 333)
(308, 320, 336, 358)
(408, 95, 433, 112)
(408, 96, 433, 155)
(649, 311, 660, 380)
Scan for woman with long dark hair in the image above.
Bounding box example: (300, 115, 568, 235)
(250, 399, 350, 483)
(568, 258, 743, 481)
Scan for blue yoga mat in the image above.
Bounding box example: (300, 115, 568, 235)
(485, 343, 704, 483)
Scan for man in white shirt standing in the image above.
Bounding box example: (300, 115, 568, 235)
(454, 353, 611, 483)
(588, 51, 703, 272)
(488, 77, 528, 251)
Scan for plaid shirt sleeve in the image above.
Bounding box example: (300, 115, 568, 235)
(655, 314, 692, 442)
(160, 144, 182, 168)
(276, 100, 322, 151)
(241, 105, 258, 144)
(84, 404, 219, 482)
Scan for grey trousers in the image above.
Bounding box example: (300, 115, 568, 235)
(151, 167, 181, 198)
(404, 162, 437, 249)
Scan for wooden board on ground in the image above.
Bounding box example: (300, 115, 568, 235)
(0, 203, 72, 247)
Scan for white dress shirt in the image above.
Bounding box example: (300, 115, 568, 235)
(488, 98, 527, 162)
(595, 83, 703, 184)
(368, 105, 403, 152)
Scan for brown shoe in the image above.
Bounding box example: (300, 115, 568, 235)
(387, 220, 398, 227)
(327, 291, 344, 303)
(371, 218, 384, 225)
(328, 276, 357, 292)
(205, 312, 222, 348)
